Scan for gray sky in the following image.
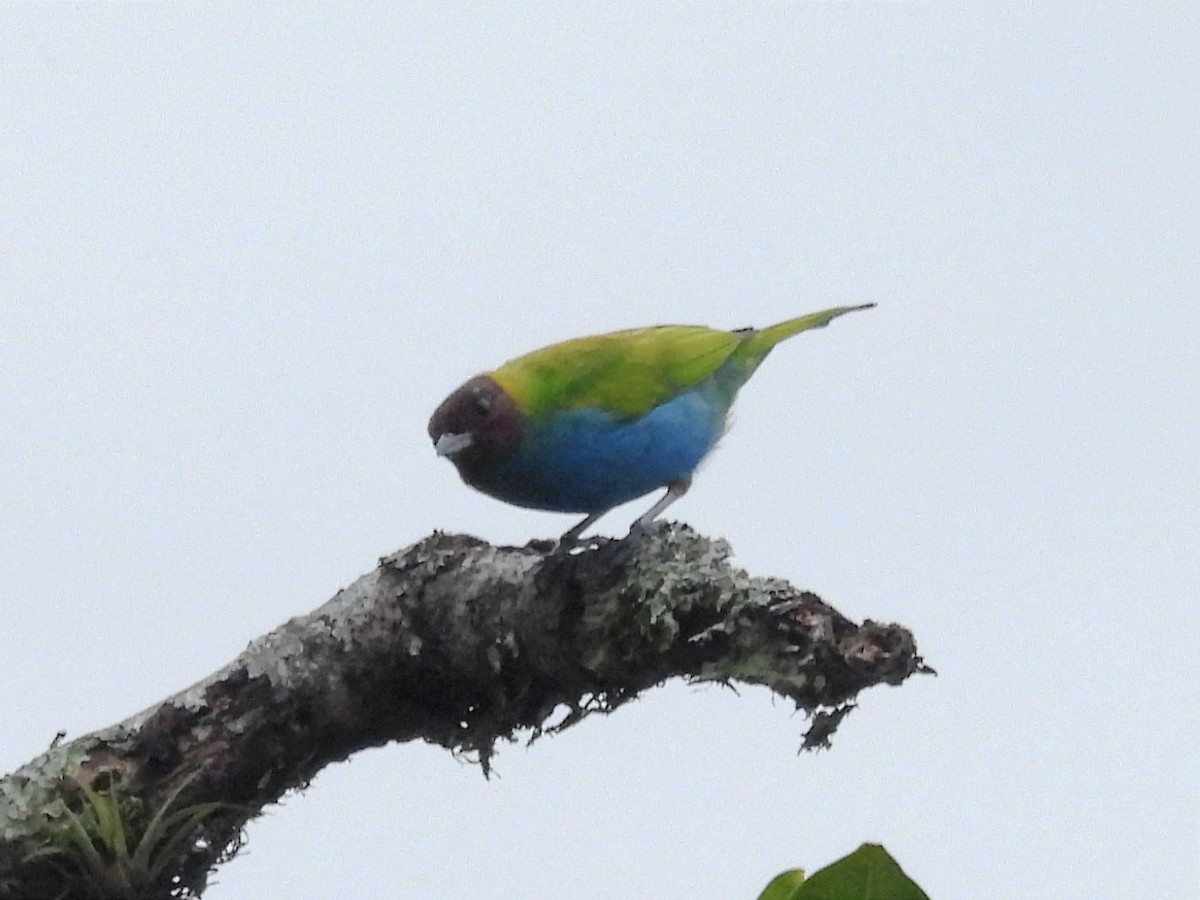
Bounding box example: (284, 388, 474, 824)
(2, 5, 1196, 899)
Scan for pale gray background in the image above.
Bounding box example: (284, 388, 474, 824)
(2, 5, 1196, 899)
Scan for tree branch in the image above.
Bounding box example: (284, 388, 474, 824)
(0, 525, 929, 899)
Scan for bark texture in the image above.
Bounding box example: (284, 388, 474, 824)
(0, 525, 929, 899)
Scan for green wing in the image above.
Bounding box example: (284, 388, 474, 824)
(491, 325, 739, 420)
(490, 305, 873, 420)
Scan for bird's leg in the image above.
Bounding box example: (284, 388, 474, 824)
(628, 478, 691, 537)
(559, 508, 611, 546)
(559, 477, 692, 548)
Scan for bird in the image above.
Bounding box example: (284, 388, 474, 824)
(428, 304, 873, 543)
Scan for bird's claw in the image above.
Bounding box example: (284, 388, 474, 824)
(626, 517, 669, 542)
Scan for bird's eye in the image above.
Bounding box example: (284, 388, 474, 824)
(472, 393, 492, 416)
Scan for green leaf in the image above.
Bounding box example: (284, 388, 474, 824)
(793, 844, 929, 900)
(80, 784, 129, 861)
(757, 868, 806, 900)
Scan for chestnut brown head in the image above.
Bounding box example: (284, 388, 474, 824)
(428, 375, 523, 481)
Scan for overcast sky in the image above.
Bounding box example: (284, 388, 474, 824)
(2, 5, 1196, 899)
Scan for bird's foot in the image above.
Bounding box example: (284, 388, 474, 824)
(551, 530, 591, 555)
(526, 537, 559, 554)
(538, 531, 603, 557)
(625, 517, 670, 543)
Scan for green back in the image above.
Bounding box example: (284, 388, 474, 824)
(491, 325, 735, 419)
(490, 304, 872, 420)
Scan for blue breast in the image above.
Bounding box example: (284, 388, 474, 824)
(479, 386, 728, 513)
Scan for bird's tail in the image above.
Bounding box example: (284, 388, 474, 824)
(735, 303, 876, 364)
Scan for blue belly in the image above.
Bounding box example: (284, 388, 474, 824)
(478, 387, 727, 513)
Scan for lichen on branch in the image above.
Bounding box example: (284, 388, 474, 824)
(0, 524, 928, 899)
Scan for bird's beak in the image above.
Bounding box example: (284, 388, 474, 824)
(434, 431, 474, 458)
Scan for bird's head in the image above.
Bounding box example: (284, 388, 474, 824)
(428, 375, 523, 479)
